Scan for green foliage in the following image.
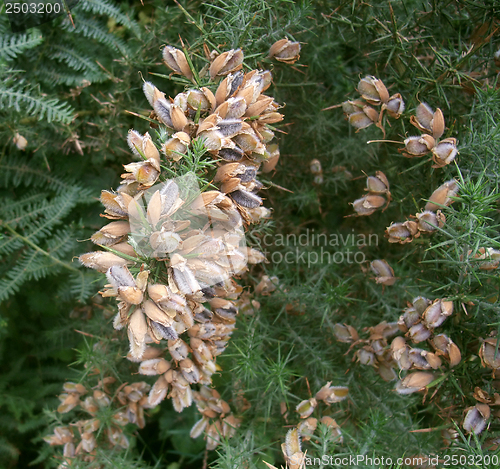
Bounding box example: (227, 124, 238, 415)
(2, 0, 500, 468)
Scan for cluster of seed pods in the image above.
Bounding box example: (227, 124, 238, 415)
(401, 103, 458, 168)
(351, 171, 391, 216)
(334, 296, 458, 391)
(340, 76, 405, 133)
(78, 42, 297, 451)
(385, 179, 458, 244)
(264, 382, 348, 469)
(45, 378, 151, 467)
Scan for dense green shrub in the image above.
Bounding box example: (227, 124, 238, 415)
(1, 1, 500, 468)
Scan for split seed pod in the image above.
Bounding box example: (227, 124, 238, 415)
(209, 49, 244, 80)
(268, 38, 301, 64)
(357, 76, 389, 105)
(163, 46, 193, 81)
(370, 259, 396, 286)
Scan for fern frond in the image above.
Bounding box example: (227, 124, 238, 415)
(0, 188, 82, 255)
(35, 65, 107, 87)
(49, 44, 103, 74)
(0, 156, 94, 199)
(0, 31, 43, 61)
(62, 270, 101, 303)
(61, 16, 130, 56)
(1, 192, 50, 229)
(0, 83, 74, 123)
(0, 248, 44, 301)
(78, 0, 142, 38)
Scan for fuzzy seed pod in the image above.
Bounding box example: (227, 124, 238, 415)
(463, 404, 490, 434)
(431, 138, 458, 167)
(385, 221, 419, 244)
(384, 93, 405, 118)
(402, 135, 435, 157)
(295, 398, 317, 418)
(415, 210, 445, 233)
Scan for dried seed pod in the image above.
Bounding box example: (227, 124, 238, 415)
(357, 76, 389, 105)
(410, 103, 434, 134)
(473, 247, 500, 270)
(402, 135, 435, 157)
(352, 195, 386, 216)
(370, 259, 396, 286)
(320, 416, 343, 443)
(431, 334, 461, 367)
(395, 371, 435, 394)
(128, 309, 148, 359)
(162, 131, 191, 162)
(79, 251, 131, 273)
(163, 46, 193, 80)
(342, 100, 379, 130)
(415, 210, 445, 233)
(209, 49, 244, 80)
(13, 132, 28, 150)
(384, 93, 405, 118)
(333, 323, 359, 343)
(215, 71, 244, 105)
(425, 179, 458, 211)
(297, 417, 317, 441)
(268, 38, 301, 64)
(407, 323, 432, 343)
(315, 382, 349, 404)
(479, 338, 500, 370)
(255, 275, 279, 295)
(422, 299, 453, 329)
(262, 144, 280, 173)
(463, 404, 490, 434)
(385, 221, 419, 244)
(296, 398, 317, 418)
(398, 308, 419, 333)
(356, 347, 376, 366)
(431, 138, 458, 168)
(138, 358, 171, 375)
(91, 221, 130, 246)
(391, 336, 411, 370)
(281, 428, 304, 469)
(409, 348, 442, 369)
(366, 171, 390, 196)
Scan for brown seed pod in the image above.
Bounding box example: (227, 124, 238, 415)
(357, 76, 390, 105)
(463, 404, 490, 434)
(479, 338, 500, 370)
(395, 371, 435, 394)
(268, 38, 301, 64)
(370, 259, 396, 286)
(351, 194, 386, 216)
(209, 49, 244, 80)
(383, 93, 405, 118)
(401, 135, 435, 157)
(425, 179, 458, 211)
(385, 221, 419, 244)
(162, 46, 193, 80)
(431, 138, 458, 168)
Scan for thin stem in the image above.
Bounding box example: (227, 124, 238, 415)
(2, 222, 81, 273)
